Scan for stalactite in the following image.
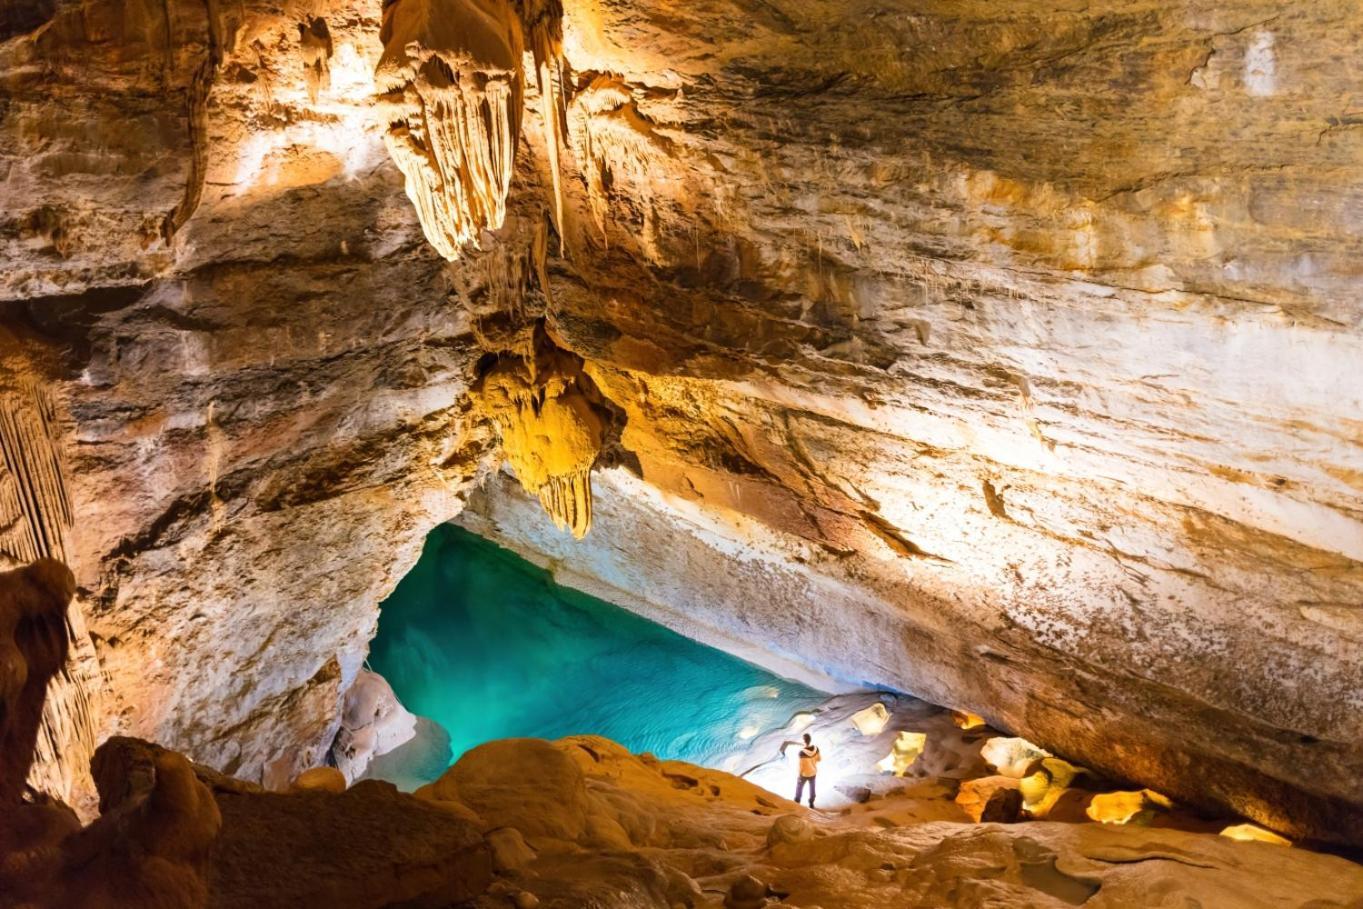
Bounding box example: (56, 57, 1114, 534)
(568, 75, 679, 243)
(521, 0, 568, 248)
(161, 0, 223, 245)
(537, 468, 592, 538)
(377, 0, 527, 260)
(0, 384, 72, 568)
(376, 0, 570, 262)
(531, 212, 555, 311)
(470, 338, 607, 538)
(298, 17, 333, 104)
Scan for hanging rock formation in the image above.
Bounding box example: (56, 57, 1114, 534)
(0, 559, 74, 807)
(376, 0, 529, 259)
(470, 337, 608, 538)
(376, 0, 570, 259)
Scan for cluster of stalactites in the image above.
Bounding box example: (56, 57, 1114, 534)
(522, 0, 569, 243)
(471, 342, 606, 538)
(537, 469, 592, 539)
(376, 0, 568, 261)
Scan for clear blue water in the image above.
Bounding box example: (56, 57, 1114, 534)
(369, 524, 825, 775)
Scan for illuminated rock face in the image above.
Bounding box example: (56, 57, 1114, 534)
(2, 0, 1362, 852)
(875, 731, 927, 777)
(376, 0, 526, 260)
(411, 736, 1363, 908)
(442, 0, 1363, 850)
(1087, 789, 1173, 826)
(1, 0, 487, 793)
(375, 0, 567, 260)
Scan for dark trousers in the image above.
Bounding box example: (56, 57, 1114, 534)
(795, 775, 816, 806)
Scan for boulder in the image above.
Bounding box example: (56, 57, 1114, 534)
(330, 670, 418, 782)
(291, 767, 347, 793)
(767, 815, 815, 848)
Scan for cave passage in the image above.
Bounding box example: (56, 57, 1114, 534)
(369, 524, 826, 782)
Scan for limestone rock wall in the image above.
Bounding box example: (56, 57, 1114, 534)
(1, 0, 496, 787)
(465, 0, 1363, 844)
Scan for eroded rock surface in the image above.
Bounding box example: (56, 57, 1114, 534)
(329, 668, 418, 783)
(3, 0, 492, 790)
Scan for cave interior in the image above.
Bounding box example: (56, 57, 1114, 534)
(1, 0, 1362, 906)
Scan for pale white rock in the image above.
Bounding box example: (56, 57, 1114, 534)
(331, 669, 419, 783)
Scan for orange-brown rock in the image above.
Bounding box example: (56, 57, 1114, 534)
(414, 735, 1363, 908)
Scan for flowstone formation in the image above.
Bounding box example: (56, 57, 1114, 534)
(0, 560, 74, 807)
(470, 336, 608, 538)
(0, 376, 103, 810)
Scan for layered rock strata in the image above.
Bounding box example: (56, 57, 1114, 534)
(2, 0, 494, 790)
(447, 0, 1363, 847)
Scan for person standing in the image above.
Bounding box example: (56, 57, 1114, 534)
(792, 733, 820, 808)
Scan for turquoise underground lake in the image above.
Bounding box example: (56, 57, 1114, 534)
(367, 524, 826, 786)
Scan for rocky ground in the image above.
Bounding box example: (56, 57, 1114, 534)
(444, 735, 1363, 909)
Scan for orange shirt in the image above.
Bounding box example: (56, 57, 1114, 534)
(798, 746, 821, 777)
